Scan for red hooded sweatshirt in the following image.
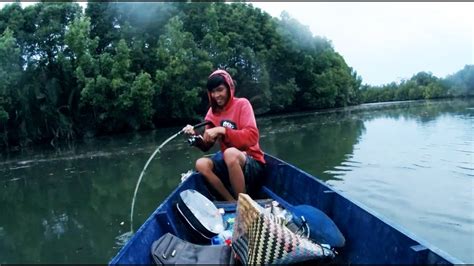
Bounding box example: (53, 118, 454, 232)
(204, 70, 265, 164)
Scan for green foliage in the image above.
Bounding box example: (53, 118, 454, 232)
(270, 78, 298, 112)
(444, 65, 474, 97)
(0, 28, 21, 90)
(0, 2, 470, 149)
(0, 27, 21, 146)
(360, 67, 472, 103)
(270, 11, 360, 110)
(64, 16, 98, 75)
(129, 72, 154, 126)
(154, 16, 211, 121)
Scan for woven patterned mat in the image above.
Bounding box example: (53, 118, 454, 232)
(232, 193, 335, 264)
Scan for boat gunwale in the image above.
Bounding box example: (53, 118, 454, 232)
(264, 153, 464, 264)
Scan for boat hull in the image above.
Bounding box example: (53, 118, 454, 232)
(109, 154, 462, 264)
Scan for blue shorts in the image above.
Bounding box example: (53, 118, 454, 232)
(209, 151, 265, 199)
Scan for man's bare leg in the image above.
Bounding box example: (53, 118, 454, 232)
(195, 157, 235, 201)
(223, 148, 247, 197)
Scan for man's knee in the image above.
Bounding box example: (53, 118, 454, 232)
(195, 158, 212, 173)
(223, 148, 244, 167)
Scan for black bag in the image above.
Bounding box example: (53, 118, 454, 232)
(151, 233, 232, 265)
(176, 189, 225, 242)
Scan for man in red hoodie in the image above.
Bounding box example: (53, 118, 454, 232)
(182, 70, 265, 201)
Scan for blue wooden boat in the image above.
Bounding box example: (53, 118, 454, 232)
(110, 154, 462, 264)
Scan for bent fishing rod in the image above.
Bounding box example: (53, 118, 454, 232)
(178, 120, 212, 135)
(129, 120, 212, 233)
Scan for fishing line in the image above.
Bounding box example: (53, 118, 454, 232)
(117, 120, 211, 244)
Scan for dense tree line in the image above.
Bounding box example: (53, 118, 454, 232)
(0, 2, 471, 149)
(360, 65, 473, 103)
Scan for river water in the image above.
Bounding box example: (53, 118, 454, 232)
(0, 99, 473, 263)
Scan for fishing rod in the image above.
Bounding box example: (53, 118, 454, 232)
(178, 120, 212, 135)
(128, 120, 212, 233)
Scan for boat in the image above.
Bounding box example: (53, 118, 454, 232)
(109, 154, 462, 264)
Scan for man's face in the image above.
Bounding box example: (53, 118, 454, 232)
(210, 84, 229, 108)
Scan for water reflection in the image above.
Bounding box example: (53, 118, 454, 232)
(0, 131, 201, 263)
(259, 111, 365, 181)
(0, 98, 472, 263)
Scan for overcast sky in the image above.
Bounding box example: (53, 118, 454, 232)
(2, 2, 473, 85)
(251, 2, 474, 85)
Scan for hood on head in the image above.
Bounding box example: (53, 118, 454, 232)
(207, 69, 235, 113)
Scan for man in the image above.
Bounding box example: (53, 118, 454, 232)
(182, 70, 265, 201)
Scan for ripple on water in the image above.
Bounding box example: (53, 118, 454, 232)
(114, 231, 134, 250)
(9, 165, 32, 170)
(451, 170, 474, 177)
(332, 165, 353, 172)
(417, 211, 473, 234)
(412, 163, 431, 169)
(340, 161, 362, 169)
(5, 177, 22, 182)
(455, 149, 474, 154)
(456, 165, 474, 171)
(397, 166, 417, 171)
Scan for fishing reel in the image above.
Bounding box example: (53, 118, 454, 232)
(187, 135, 203, 146)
